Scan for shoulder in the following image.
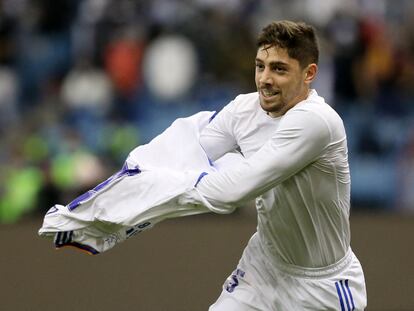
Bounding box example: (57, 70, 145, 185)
(205, 92, 258, 129)
(233, 92, 259, 103)
(224, 92, 260, 115)
(293, 91, 343, 124)
(284, 91, 346, 140)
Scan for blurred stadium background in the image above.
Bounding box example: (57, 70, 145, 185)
(0, 0, 413, 310)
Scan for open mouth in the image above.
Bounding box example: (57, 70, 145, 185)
(260, 89, 280, 98)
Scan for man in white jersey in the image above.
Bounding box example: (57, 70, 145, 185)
(183, 21, 367, 310)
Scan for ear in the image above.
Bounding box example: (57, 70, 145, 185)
(304, 63, 318, 84)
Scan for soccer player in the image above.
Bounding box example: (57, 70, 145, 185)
(183, 20, 367, 310)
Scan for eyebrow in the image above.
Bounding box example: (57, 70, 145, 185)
(255, 58, 289, 67)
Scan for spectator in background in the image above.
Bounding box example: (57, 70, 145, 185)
(396, 130, 414, 211)
(16, 0, 76, 111)
(60, 57, 113, 149)
(0, 4, 19, 132)
(356, 17, 400, 114)
(104, 27, 145, 97)
(104, 26, 145, 121)
(325, 9, 361, 107)
(0, 68, 19, 132)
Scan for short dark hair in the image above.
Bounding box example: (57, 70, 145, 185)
(256, 20, 319, 68)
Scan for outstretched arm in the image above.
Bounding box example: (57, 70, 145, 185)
(194, 109, 331, 207)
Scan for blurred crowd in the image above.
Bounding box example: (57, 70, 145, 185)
(0, 0, 414, 223)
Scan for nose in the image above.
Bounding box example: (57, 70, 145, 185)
(259, 68, 273, 86)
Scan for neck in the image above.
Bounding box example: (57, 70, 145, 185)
(268, 88, 311, 118)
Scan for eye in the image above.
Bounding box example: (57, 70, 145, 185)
(255, 63, 264, 71)
(273, 66, 287, 73)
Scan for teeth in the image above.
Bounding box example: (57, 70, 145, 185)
(262, 90, 278, 96)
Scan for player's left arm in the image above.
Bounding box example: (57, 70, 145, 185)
(192, 109, 331, 208)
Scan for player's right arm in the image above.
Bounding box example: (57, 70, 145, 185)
(192, 108, 332, 208)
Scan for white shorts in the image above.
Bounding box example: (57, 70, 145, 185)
(209, 238, 367, 311)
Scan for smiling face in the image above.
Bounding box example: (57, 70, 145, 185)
(255, 45, 317, 117)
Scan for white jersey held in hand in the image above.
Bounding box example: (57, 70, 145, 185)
(38, 111, 239, 254)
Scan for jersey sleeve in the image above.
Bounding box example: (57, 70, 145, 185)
(195, 109, 332, 207)
(199, 102, 239, 161)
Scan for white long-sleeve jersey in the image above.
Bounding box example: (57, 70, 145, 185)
(195, 90, 351, 268)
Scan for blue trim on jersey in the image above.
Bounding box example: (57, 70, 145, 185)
(194, 172, 208, 187)
(345, 279, 356, 310)
(340, 280, 351, 311)
(67, 163, 141, 211)
(54, 231, 99, 255)
(46, 205, 59, 215)
(208, 111, 218, 123)
(57, 241, 100, 255)
(199, 143, 214, 168)
(335, 281, 345, 311)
